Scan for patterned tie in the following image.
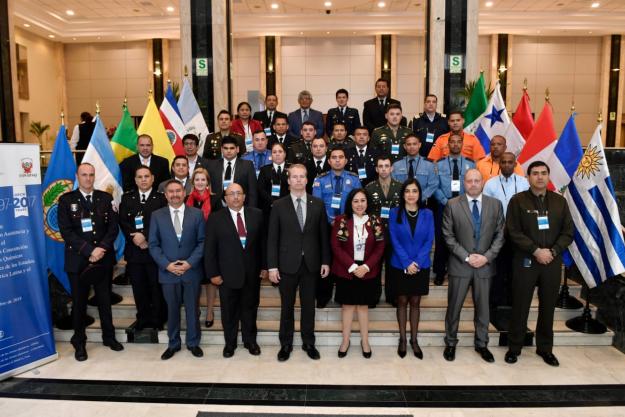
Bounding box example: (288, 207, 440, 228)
(408, 159, 415, 179)
(302, 109, 309, 122)
(296, 198, 304, 231)
(173, 209, 182, 239)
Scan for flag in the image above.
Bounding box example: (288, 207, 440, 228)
(512, 89, 534, 140)
(82, 116, 125, 260)
(463, 73, 488, 127)
(110, 104, 137, 163)
(42, 124, 76, 293)
(545, 114, 584, 193)
(564, 124, 625, 288)
(178, 78, 210, 155)
(517, 101, 557, 172)
(465, 82, 525, 156)
(137, 96, 176, 165)
(159, 84, 186, 156)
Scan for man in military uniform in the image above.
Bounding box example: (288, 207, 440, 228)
(119, 165, 168, 330)
(202, 110, 245, 160)
(345, 126, 379, 186)
(365, 155, 402, 306)
(505, 161, 574, 367)
(305, 137, 330, 194)
(326, 88, 361, 137)
(253, 94, 287, 135)
(57, 163, 124, 361)
(328, 122, 355, 151)
(391, 134, 438, 203)
(312, 147, 362, 307)
(371, 103, 412, 163)
(409, 94, 449, 157)
(288, 121, 317, 164)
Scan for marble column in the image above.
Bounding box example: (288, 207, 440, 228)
(426, 0, 445, 107)
(0, 0, 16, 142)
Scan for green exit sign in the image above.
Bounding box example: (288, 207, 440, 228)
(449, 54, 463, 74)
(196, 58, 208, 76)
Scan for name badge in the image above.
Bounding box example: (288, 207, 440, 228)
(331, 195, 341, 209)
(451, 180, 461, 192)
(537, 215, 550, 230)
(426, 132, 435, 143)
(240, 236, 247, 248)
(81, 218, 93, 232)
(245, 137, 253, 151)
(391, 143, 400, 155)
(358, 167, 367, 180)
(271, 184, 281, 197)
(134, 216, 144, 230)
(523, 258, 532, 268)
(380, 206, 390, 219)
(264, 127, 272, 136)
(223, 179, 232, 189)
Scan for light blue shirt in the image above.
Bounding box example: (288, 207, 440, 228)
(483, 173, 529, 217)
(434, 156, 476, 206)
(241, 149, 272, 177)
(391, 156, 437, 201)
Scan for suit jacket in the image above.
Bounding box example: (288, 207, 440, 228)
(330, 215, 385, 280)
(120, 154, 170, 193)
(206, 158, 258, 206)
(288, 140, 312, 165)
(253, 109, 287, 133)
(345, 146, 380, 186)
(204, 207, 265, 289)
(268, 133, 299, 150)
(325, 107, 361, 137)
(202, 132, 246, 160)
(442, 195, 505, 278)
(287, 108, 324, 138)
(362, 97, 401, 133)
(267, 194, 331, 274)
(58, 189, 119, 273)
(148, 205, 205, 284)
(188, 155, 211, 173)
(257, 163, 290, 218)
(119, 189, 168, 263)
(305, 157, 330, 194)
(388, 207, 435, 271)
(157, 177, 193, 195)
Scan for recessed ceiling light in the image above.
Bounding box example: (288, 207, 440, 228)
(48, 34, 55, 38)
(166, 6, 174, 12)
(72, 37, 76, 40)
(377, 1, 386, 7)
(23, 23, 30, 27)
(97, 36, 101, 39)
(326, 31, 330, 34)
(485, 1, 493, 6)
(66, 9, 75, 16)
(591, 2, 600, 7)
(300, 31, 304, 35)
(324, 1, 332, 7)
(271, 3, 279, 9)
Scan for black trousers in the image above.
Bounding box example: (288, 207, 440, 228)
(491, 241, 514, 308)
(218, 273, 261, 348)
(432, 202, 449, 277)
(316, 274, 335, 306)
(279, 261, 316, 346)
(508, 257, 562, 354)
(69, 269, 115, 346)
(127, 261, 166, 328)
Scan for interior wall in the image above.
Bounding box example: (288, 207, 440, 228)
(232, 37, 261, 113)
(395, 36, 425, 119)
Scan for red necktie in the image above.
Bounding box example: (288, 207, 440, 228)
(237, 212, 246, 237)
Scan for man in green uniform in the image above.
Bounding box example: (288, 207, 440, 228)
(202, 110, 245, 159)
(371, 103, 412, 163)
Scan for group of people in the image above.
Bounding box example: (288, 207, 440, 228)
(58, 78, 574, 368)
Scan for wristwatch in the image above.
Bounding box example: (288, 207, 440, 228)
(465, 256, 470, 263)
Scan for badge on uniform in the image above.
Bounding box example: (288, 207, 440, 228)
(537, 215, 550, 230)
(331, 195, 341, 209)
(245, 137, 253, 150)
(358, 167, 367, 180)
(240, 236, 247, 249)
(134, 216, 144, 230)
(264, 127, 272, 136)
(380, 206, 390, 219)
(523, 258, 532, 268)
(426, 132, 435, 143)
(271, 184, 281, 197)
(391, 143, 400, 155)
(81, 218, 93, 232)
(451, 180, 461, 193)
(70, 203, 79, 212)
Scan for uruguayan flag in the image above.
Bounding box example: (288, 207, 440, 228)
(564, 124, 625, 288)
(465, 82, 525, 156)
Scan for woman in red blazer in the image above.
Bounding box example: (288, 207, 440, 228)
(231, 101, 263, 154)
(331, 188, 385, 359)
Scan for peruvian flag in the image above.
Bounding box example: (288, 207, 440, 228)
(159, 83, 186, 156)
(517, 100, 557, 176)
(512, 89, 534, 141)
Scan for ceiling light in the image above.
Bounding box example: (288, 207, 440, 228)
(48, 34, 55, 38)
(326, 31, 330, 34)
(72, 37, 76, 40)
(485, 1, 493, 6)
(271, 3, 279, 9)
(66, 9, 75, 16)
(166, 6, 174, 12)
(591, 2, 600, 7)
(324, 1, 332, 7)
(377, 1, 386, 7)
(23, 23, 30, 27)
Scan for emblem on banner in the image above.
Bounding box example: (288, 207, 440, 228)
(43, 179, 73, 242)
(21, 158, 33, 174)
(166, 129, 177, 146)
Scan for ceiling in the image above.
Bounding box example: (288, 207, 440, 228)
(11, 0, 625, 42)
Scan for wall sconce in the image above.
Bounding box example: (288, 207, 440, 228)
(383, 61, 389, 71)
(498, 65, 507, 74)
(154, 60, 162, 77)
(267, 61, 274, 73)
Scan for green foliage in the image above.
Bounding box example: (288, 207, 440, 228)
(29, 121, 50, 140)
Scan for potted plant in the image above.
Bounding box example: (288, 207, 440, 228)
(29, 121, 51, 148)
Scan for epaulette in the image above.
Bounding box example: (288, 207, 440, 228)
(318, 171, 331, 178)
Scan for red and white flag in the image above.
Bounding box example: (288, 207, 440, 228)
(512, 89, 534, 141)
(159, 84, 186, 156)
(517, 100, 557, 173)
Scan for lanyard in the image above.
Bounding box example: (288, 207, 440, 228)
(405, 156, 422, 175)
(499, 175, 517, 198)
(448, 156, 462, 176)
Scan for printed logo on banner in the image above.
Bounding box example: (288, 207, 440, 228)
(20, 158, 33, 174)
(12, 185, 29, 218)
(43, 179, 74, 242)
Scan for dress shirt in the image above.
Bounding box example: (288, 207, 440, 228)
(229, 207, 245, 230)
(139, 188, 152, 203)
(348, 214, 371, 273)
(314, 156, 327, 168)
(174, 176, 188, 188)
(140, 155, 152, 166)
(466, 193, 483, 215)
(356, 145, 368, 156)
(187, 155, 199, 173)
(168, 204, 185, 235)
(290, 193, 307, 224)
(426, 112, 435, 122)
(483, 173, 529, 217)
(273, 162, 285, 173)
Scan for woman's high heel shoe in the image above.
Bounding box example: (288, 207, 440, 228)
(338, 341, 350, 358)
(397, 338, 407, 358)
(361, 341, 372, 359)
(410, 339, 423, 359)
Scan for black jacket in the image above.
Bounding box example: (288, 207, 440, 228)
(362, 97, 402, 133)
(410, 112, 450, 157)
(253, 110, 287, 134)
(120, 154, 170, 193)
(325, 106, 361, 137)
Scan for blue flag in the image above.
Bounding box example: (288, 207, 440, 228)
(42, 125, 77, 293)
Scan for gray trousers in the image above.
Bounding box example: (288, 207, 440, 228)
(444, 275, 491, 348)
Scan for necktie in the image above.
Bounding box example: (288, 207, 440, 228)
(303, 109, 309, 122)
(85, 194, 92, 210)
(269, 110, 273, 121)
(236, 212, 246, 238)
(316, 160, 322, 174)
(334, 175, 343, 194)
(225, 161, 232, 180)
(259, 153, 265, 167)
(173, 209, 182, 238)
(452, 159, 460, 197)
(296, 198, 304, 231)
(141, 193, 146, 204)
(277, 165, 282, 176)
(359, 149, 365, 166)
(341, 107, 345, 116)
(472, 199, 481, 247)
(379, 99, 384, 107)
(256, 153, 261, 169)
(279, 136, 284, 144)
(408, 159, 415, 179)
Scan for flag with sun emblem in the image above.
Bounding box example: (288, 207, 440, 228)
(42, 124, 77, 293)
(564, 124, 625, 288)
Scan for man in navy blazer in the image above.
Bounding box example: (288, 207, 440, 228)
(149, 179, 206, 360)
(287, 90, 324, 138)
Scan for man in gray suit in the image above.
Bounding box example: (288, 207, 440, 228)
(149, 180, 206, 360)
(442, 169, 505, 363)
(157, 155, 193, 195)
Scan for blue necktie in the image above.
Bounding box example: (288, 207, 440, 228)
(408, 159, 415, 179)
(334, 175, 343, 194)
(472, 199, 481, 249)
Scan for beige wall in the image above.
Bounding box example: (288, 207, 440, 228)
(478, 35, 492, 87)
(232, 38, 261, 112)
(167, 39, 183, 87)
(395, 36, 425, 120)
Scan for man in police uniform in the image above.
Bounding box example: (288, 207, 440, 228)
(328, 122, 355, 151)
(391, 134, 438, 203)
(58, 163, 124, 361)
(288, 121, 317, 164)
(505, 161, 574, 367)
(202, 110, 245, 160)
(409, 94, 449, 157)
(119, 165, 168, 330)
(326, 88, 361, 137)
(345, 126, 379, 187)
(312, 147, 362, 307)
(371, 103, 413, 163)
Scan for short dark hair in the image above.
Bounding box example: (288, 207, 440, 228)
(252, 129, 267, 137)
(272, 115, 288, 125)
(182, 133, 199, 145)
(424, 94, 438, 102)
(80, 112, 93, 123)
(448, 110, 464, 118)
(312, 137, 327, 146)
(221, 136, 240, 147)
(134, 165, 153, 177)
(332, 121, 346, 129)
(396, 178, 423, 224)
(164, 178, 184, 190)
(343, 188, 371, 219)
(336, 88, 349, 98)
(217, 109, 232, 119)
(329, 147, 346, 157)
(404, 133, 421, 143)
(270, 141, 287, 154)
(375, 78, 389, 87)
(171, 155, 188, 170)
(527, 160, 550, 175)
(302, 121, 316, 130)
(266, 94, 277, 101)
(386, 103, 402, 113)
(354, 126, 369, 135)
(375, 155, 392, 166)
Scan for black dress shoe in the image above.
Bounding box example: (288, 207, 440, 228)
(410, 339, 423, 359)
(536, 351, 559, 367)
(161, 347, 180, 360)
(443, 346, 456, 361)
(504, 350, 518, 364)
(188, 345, 204, 358)
(361, 341, 372, 359)
(277, 345, 293, 362)
(74, 345, 88, 362)
(316, 300, 329, 308)
(397, 338, 407, 358)
(103, 339, 124, 351)
(338, 341, 350, 358)
(433, 275, 445, 286)
(302, 344, 321, 360)
(475, 346, 495, 363)
(204, 320, 214, 328)
(222, 345, 235, 358)
(244, 342, 261, 356)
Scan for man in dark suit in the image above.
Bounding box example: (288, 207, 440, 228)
(204, 183, 267, 358)
(206, 136, 258, 206)
(268, 115, 299, 150)
(287, 90, 324, 138)
(119, 165, 168, 330)
(442, 168, 505, 363)
(362, 78, 402, 133)
(57, 163, 124, 361)
(183, 133, 210, 173)
(325, 88, 361, 137)
(253, 94, 287, 135)
(304, 137, 330, 194)
(157, 156, 193, 195)
(267, 164, 331, 362)
(149, 180, 206, 360)
(345, 126, 379, 187)
(120, 134, 170, 192)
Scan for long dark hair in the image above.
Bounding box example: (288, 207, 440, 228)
(343, 188, 371, 220)
(396, 178, 422, 224)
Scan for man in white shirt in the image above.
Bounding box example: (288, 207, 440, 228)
(158, 156, 192, 195)
(183, 133, 210, 174)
